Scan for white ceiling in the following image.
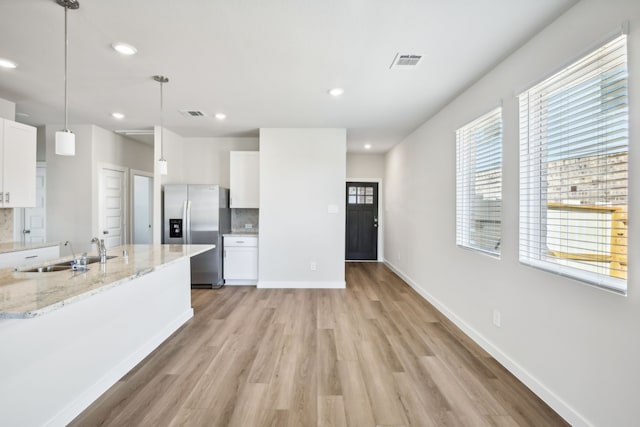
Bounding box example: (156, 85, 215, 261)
(0, 0, 577, 153)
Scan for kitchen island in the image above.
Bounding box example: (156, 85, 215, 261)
(0, 244, 213, 427)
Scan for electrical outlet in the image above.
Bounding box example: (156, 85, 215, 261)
(310, 262, 317, 271)
(493, 309, 501, 327)
(244, 223, 252, 229)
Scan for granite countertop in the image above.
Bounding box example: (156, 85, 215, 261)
(0, 244, 214, 319)
(0, 241, 60, 254)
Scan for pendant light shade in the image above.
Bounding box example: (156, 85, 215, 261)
(55, 0, 79, 156)
(158, 158, 168, 175)
(154, 75, 169, 176)
(55, 129, 75, 156)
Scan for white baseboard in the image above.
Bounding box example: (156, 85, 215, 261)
(48, 308, 194, 427)
(257, 280, 346, 289)
(225, 279, 258, 286)
(383, 259, 591, 427)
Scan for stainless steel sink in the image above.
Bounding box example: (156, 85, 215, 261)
(61, 255, 117, 266)
(18, 255, 117, 273)
(20, 265, 74, 273)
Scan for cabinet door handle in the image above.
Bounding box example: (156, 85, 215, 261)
(223, 249, 226, 258)
(4, 192, 8, 203)
(25, 255, 38, 259)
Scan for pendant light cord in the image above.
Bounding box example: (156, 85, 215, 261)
(160, 80, 165, 160)
(64, 5, 69, 130)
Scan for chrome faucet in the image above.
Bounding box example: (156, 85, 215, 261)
(64, 240, 75, 261)
(91, 237, 108, 264)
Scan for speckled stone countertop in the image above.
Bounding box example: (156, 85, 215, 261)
(0, 241, 60, 254)
(0, 244, 214, 319)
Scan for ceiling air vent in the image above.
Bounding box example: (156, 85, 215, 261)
(179, 110, 208, 117)
(390, 53, 422, 69)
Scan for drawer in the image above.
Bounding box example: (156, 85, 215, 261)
(0, 245, 60, 269)
(224, 236, 258, 247)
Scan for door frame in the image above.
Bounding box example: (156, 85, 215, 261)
(129, 169, 154, 244)
(345, 177, 384, 262)
(13, 161, 47, 242)
(97, 162, 128, 246)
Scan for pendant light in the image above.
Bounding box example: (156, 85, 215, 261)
(55, 0, 79, 156)
(154, 75, 169, 176)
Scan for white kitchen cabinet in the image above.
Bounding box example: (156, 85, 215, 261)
(223, 235, 258, 284)
(230, 151, 259, 208)
(0, 245, 60, 270)
(0, 119, 37, 207)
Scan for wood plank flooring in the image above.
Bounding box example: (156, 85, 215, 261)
(71, 262, 568, 427)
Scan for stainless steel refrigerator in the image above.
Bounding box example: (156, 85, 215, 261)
(163, 184, 230, 288)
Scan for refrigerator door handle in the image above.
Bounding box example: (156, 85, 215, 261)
(182, 201, 188, 244)
(186, 200, 193, 244)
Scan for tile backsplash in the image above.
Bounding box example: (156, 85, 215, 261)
(231, 208, 259, 233)
(0, 209, 13, 242)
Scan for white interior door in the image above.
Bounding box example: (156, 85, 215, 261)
(22, 166, 46, 244)
(100, 166, 126, 248)
(132, 172, 153, 244)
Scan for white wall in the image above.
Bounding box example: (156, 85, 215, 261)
(45, 125, 93, 254)
(346, 153, 385, 179)
(383, 1, 639, 426)
(163, 137, 259, 186)
(0, 98, 15, 121)
(91, 126, 153, 242)
(152, 131, 258, 243)
(346, 153, 386, 261)
(259, 128, 346, 288)
(46, 125, 152, 252)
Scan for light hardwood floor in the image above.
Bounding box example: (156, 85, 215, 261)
(71, 262, 568, 427)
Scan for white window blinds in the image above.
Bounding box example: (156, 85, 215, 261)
(456, 107, 502, 256)
(518, 34, 628, 294)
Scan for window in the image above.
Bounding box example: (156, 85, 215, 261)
(456, 107, 503, 256)
(518, 34, 628, 294)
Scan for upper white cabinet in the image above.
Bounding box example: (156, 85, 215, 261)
(230, 151, 259, 208)
(0, 119, 36, 208)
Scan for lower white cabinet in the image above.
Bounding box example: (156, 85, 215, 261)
(223, 235, 258, 284)
(0, 245, 60, 270)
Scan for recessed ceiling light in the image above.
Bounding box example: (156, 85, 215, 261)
(364, 144, 372, 150)
(111, 42, 138, 56)
(215, 113, 227, 120)
(0, 58, 17, 69)
(328, 88, 344, 97)
(111, 112, 125, 119)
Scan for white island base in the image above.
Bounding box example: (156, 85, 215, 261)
(0, 252, 196, 426)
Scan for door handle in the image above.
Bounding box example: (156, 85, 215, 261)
(5, 192, 9, 203)
(103, 230, 109, 235)
(23, 229, 31, 234)
(186, 200, 192, 244)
